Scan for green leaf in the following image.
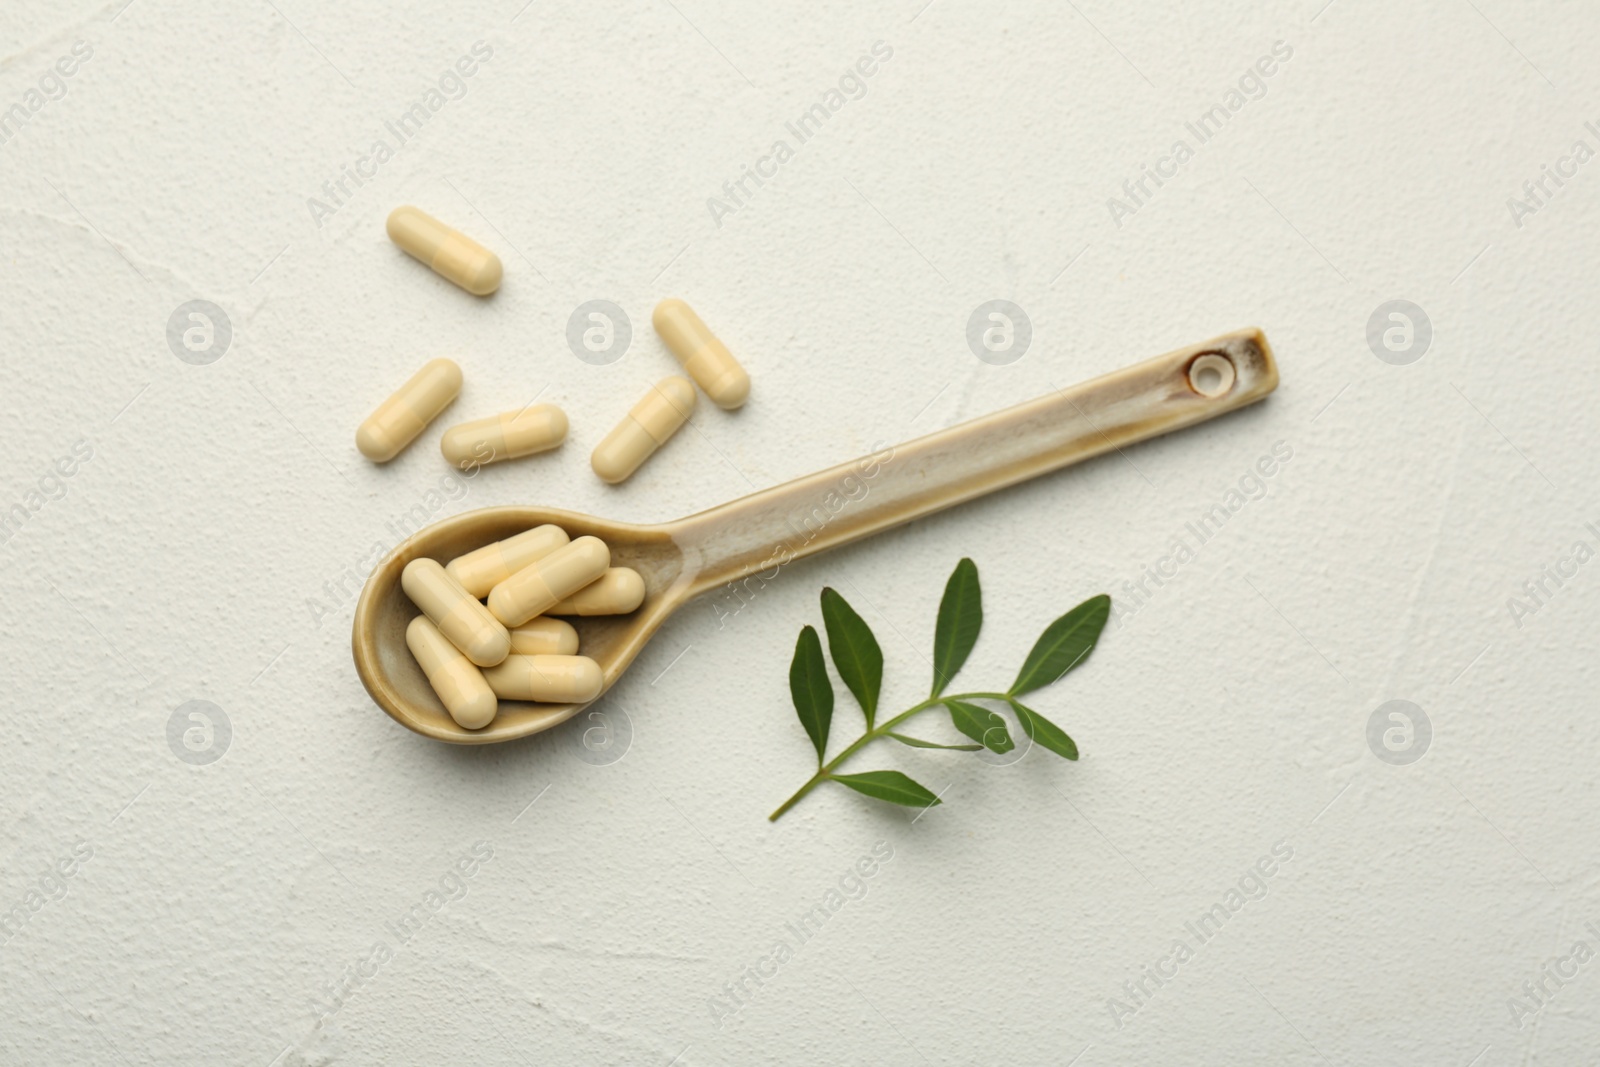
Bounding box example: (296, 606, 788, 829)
(931, 558, 982, 697)
(789, 626, 833, 765)
(1008, 698, 1078, 760)
(820, 587, 883, 727)
(887, 732, 982, 751)
(1010, 594, 1110, 696)
(831, 770, 943, 808)
(945, 699, 1015, 754)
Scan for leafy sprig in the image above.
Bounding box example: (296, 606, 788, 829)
(769, 559, 1110, 820)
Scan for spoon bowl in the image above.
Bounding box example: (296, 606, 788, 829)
(354, 328, 1279, 744)
(354, 507, 696, 743)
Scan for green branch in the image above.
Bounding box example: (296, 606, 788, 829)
(769, 558, 1110, 822)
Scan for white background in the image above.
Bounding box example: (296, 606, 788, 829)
(1, 0, 1595, 1063)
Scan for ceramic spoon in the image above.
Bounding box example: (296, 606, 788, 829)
(353, 328, 1278, 744)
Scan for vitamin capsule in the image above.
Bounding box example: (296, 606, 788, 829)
(440, 404, 568, 469)
(356, 358, 462, 462)
(482, 654, 603, 704)
(548, 568, 645, 616)
(401, 557, 511, 667)
(487, 535, 610, 626)
(590, 376, 696, 484)
(652, 299, 749, 409)
(386, 206, 503, 295)
(445, 525, 569, 598)
(508, 617, 580, 656)
(406, 616, 498, 729)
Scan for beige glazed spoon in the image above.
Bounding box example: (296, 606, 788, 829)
(353, 328, 1279, 744)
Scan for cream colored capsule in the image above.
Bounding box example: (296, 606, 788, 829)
(445, 525, 569, 598)
(406, 616, 498, 729)
(509, 617, 580, 656)
(548, 568, 645, 616)
(386, 206, 503, 295)
(482, 654, 603, 703)
(590, 376, 696, 484)
(653, 299, 749, 409)
(401, 557, 510, 667)
(440, 404, 568, 468)
(356, 358, 462, 462)
(487, 535, 610, 626)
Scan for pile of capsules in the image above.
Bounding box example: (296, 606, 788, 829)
(404, 524, 643, 729)
(358, 206, 750, 483)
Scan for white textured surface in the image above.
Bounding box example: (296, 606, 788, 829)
(1, 1, 1597, 1063)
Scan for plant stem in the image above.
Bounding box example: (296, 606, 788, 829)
(768, 691, 1011, 820)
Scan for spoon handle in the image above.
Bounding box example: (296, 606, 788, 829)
(673, 328, 1277, 592)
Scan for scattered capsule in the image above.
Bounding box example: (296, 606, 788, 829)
(508, 617, 580, 656)
(653, 299, 749, 409)
(401, 558, 510, 667)
(445, 525, 569, 598)
(488, 535, 610, 626)
(356, 358, 462, 462)
(440, 404, 568, 469)
(481, 654, 604, 704)
(590, 376, 696, 484)
(386, 206, 503, 295)
(548, 568, 645, 616)
(407, 616, 498, 729)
